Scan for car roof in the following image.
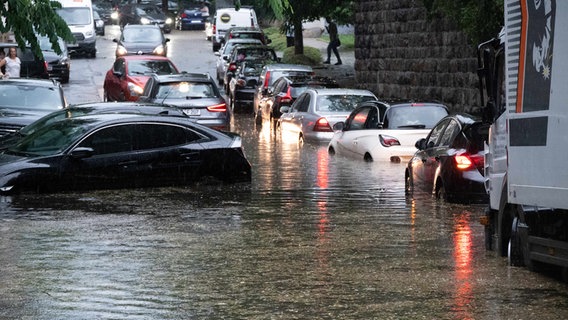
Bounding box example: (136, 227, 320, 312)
(152, 72, 212, 83)
(263, 63, 312, 72)
(122, 24, 161, 30)
(387, 101, 448, 109)
(306, 88, 376, 96)
(0, 78, 61, 88)
(118, 55, 173, 62)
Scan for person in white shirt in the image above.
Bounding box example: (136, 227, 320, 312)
(0, 47, 21, 78)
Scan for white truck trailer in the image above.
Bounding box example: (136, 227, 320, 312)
(477, 0, 568, 274)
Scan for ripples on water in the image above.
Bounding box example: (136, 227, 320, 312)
(1, 116, 567, 319)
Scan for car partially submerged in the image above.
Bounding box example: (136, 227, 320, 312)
(0, 114, 251, 194)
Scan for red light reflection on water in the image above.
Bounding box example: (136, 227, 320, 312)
(452, 211, 474, 319)
(316, 148, 328, 189)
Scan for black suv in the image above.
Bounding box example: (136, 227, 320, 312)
(223, 44, 279, 94)
(0, 78, 68, 138)
(139, 73, 229, 131)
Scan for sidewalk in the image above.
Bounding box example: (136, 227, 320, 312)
(302, 37, 356, 87)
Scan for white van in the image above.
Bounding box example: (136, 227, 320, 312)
(55, 0, 97, 57)
(212, 7, 259, 52)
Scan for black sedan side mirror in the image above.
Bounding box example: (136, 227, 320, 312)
(415, 138, 426, 150)
(280, 106, 290, 114)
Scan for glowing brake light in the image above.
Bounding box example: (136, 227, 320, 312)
(207, 103, 227, 112)
(379, 134, 400, 147)
(454, 153, 484, 170)
(228, 63, 237, 71)
(181, 13, 187, 18)
(313, 118, 332, 132)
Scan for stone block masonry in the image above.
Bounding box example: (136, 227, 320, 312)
(355, 0, 481, 114)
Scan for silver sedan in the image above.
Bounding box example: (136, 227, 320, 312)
(214, 38, 262, 85)
(277, 88, 377, 144)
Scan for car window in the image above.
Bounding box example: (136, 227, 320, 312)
(346, 107, 370, 130)
(127, 60, 176, 76)
(364, 107, 380, 129)
(113, 58, 126, 73)
(291, 94, 307, 112)
(316, 94, 374, 112)
(273, 78, 287, 94)
(156, 81, 216, 99)
(79, 125, 135, 155)
(11, 120, 87, 156)
(384, 106, 448, 129)
(296, 93, 310, 112)
(0, 84, 64, 110)
(438, 119, 460, 147)
(462, 122, 490, 151)
(123, 27, 163, 42)
(135, 124, 197, 150)
(425, 119, 448, 148)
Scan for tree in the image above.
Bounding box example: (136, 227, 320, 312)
(0, 0, 74, 58)
(250, 0, 354, 55)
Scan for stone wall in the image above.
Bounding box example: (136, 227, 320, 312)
(355, 0, 480, 113)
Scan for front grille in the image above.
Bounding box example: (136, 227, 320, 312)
(0, 124, 24, 137)
(73, 33, 85, 41)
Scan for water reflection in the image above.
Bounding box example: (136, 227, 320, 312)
(452, 210, 474, 319)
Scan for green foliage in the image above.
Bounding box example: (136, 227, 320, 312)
(423, 0, 503, 45)
(0, 0, 74, 58)
(281, 46, 322, 66)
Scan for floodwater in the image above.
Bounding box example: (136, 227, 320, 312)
(1, 116, 567, 319)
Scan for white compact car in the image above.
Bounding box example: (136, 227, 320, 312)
(328, 101, 449, 162)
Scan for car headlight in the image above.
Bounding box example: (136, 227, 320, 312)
(96, 20, 104, 28)
(140, 17, 150, 24)
(165, 18, 172, 24)
(153, 45, 165, 56)
(116, 45, 127, 56)
(127, 82, 144, 96)
(111, 11, 119, 20)
(85, 30, 94, 37)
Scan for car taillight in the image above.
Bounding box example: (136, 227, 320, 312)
(313, 118, 333, 132)
(43, 61, 48, 73)
(228, 63, 237, 71)
(454, 153, 484, 170)
(181, 13, 187, 18)
(379, 134, 400, 147)
(236, 79, 246, 86)
(207, 103, 227, 112)
(263, 71, 270, 89)
(279, 87, 292, 104)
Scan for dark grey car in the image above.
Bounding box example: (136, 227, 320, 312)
(139, 73, 230, 131)
(114, 24, 170, 57)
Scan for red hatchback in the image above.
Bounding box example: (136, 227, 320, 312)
(103, 55, 179, 102)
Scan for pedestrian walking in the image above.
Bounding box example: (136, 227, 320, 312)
(323, 17, 342, 65)
(0, 47, 21, 78)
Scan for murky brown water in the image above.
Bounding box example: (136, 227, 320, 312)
(1, 116, 567, 319)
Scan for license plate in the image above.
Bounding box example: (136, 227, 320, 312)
(183, 109, 200, 116)
(191, 20, 201, 23)
(67, 42, 79, 48)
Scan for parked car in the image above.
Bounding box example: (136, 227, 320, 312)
(0, 102, 187, 150)
(118, 3, 172, 33)
(0, 79, 68, 138)
(328, 101, 449, 162)
(257, 74, 338, 124)
(253, 63, 314, 115)
(405, 113, 489, 203)
(175, 6, 208, 30)
(223, 27, 270, 46)
(139, 73, 230, 131)
(224, 44, 279, 93)
(278, 88, 377, 144)
(0, 42, 49, 80)
(0, 113, 252, 194)
(103, 55, 179, 102)
(228, 59, 268, 113)
(215, 38, 262, 86)
(94, 10, 105, 36)
(37, 35, 71, 84)
(114, 24, 170, 57)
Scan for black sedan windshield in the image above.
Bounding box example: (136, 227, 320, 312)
(0, 84, 65, 110)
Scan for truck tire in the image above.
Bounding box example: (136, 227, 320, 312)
(508, 217, 524, 266)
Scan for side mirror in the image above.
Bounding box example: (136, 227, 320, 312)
(332, 122, 345, 131)
(113, 38, 118, 43)
(415, 138, 426, 150)
(280, 106, 290, 114)
(165, 38, 171, 42)
(214, 51, 220, 56)
(69, 147, 94, 159)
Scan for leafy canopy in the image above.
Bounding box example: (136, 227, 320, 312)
(0, 0, 74, 58)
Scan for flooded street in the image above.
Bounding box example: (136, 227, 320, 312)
(1, 114, 567, 319)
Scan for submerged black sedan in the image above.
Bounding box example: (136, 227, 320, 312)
(0, 114, 251, 194)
